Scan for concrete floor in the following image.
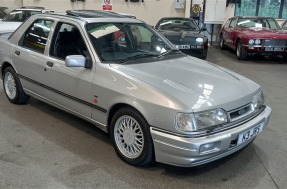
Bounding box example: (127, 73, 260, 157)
(0, 46, 286, 189)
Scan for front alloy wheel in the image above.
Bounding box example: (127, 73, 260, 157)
(111, 107, 154, 166)
(236, 40, 247, 60)
(114, 115, 144, 159)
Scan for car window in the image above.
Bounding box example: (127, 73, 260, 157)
(3, 10, 40, 22)
(282, 21, 287, 30)
(0, 10, 7, 18)
(21, 19, 54, 53)
(229, 18, 237, 28)
(50, 22, 90, 60)
(237, 18, 279, 29)
(86, 22, 174, 62)
(224, 19, 231, 28)
(157, 18, 199, 31)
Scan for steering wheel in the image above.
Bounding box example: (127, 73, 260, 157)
(99, 47, 114, 54)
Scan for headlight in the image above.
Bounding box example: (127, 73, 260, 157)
(255, 39, 261, 45)
(176, 108, 228, 132)
(252, 90, 264, 111)
(196, 37, 204, 43)
(249, 39, 255, 44)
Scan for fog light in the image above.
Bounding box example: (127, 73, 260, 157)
(199, 141, 221, 153)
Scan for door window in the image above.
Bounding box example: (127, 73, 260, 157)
(21, 19, 54, 53)
(50, 22, 90, 60)
(229, 19, 237, 28)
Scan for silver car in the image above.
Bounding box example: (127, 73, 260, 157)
(0, 11, 271, 167)
(0, 7, 54, 36)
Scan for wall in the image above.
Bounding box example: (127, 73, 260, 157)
(21, 0, 185, 26)
(0, 0, 22, 9)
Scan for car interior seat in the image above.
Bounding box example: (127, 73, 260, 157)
(56, 31, 83, 60)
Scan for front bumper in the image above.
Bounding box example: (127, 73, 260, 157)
(150, 106, 271, 167)
(243, 44, 287, 55)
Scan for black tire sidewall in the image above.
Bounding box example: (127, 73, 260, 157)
(110, 107, 153, 166)
(220, 35, 225, 50)
(236, 41, 242, 60)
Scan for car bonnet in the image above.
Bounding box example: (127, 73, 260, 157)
(110, 56, 260, 112)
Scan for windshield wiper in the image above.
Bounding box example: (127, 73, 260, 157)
(158, 49, 181, 58)
(119, 53, 158, 64)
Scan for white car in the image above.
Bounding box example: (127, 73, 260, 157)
(0, 7, 54, 36)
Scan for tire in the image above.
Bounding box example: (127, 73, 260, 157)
(219, 35, 226, 50)
(110, 107, 154, 166)
(236, 40, 247, 60)
(3, 67, 30, 104)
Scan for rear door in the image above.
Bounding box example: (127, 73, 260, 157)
(12, 18, 55, 97)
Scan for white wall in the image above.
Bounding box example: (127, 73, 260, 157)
(0, 0, 22, 9)
(21, 0, 185, 26)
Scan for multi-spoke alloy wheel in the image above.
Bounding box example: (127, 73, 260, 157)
(114, 115, 144, 159)
(111, 108, 153, 166)
(4, 72, 17, 100)
(3, 67, 29, 104)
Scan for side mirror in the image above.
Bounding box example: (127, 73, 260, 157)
(65, 55, 87, 68)
(201, 27, 207, 31)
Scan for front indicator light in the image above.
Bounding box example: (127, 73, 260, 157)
(199, 141, 221, 153)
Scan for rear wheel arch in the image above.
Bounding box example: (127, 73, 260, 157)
(1, 62, 13, 79)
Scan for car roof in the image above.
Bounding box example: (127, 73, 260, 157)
(40, 10, 142, 24)
(160, 17, 194, 20)
(66, 10, 135, 19)
(0, 7, 8, 10)
(12, 7, 54, 12)
(231, 16, 275, 19)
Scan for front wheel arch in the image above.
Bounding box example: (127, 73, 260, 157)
(109, 106, 154, 166)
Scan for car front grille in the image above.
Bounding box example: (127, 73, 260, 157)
(228, 104, 253, 122)
(167, 37, 196, 45)
(263, 39, 286, 47)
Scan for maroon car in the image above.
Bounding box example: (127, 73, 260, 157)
(220, 16, 287, 61)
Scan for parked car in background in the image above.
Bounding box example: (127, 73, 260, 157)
(0, 7, 54, 36)
(155, 17, 208, 60)
(0, 11, 271, 167)
(0, 7, 10, 19)
(220, 16, 287, 61)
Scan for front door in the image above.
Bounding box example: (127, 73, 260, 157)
(44, 21, 95, 118)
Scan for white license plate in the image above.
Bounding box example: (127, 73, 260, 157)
(237, 122, 264, 145)
(265, 47, 284, 51)
(178, 45, 190, 49)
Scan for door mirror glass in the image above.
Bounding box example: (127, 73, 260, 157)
(65, 55, 86, 67)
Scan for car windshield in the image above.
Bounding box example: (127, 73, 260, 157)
(236, 18, 279, 30)
(157, 18, 199, 31)
(86, 22, 179, 62)
(3, 10, 40, 22)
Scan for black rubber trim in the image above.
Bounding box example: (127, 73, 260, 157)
(18, 74, 107, 113)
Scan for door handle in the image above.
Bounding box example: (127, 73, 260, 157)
(15, 51, 20, 56)
(46, 61, 54, 67)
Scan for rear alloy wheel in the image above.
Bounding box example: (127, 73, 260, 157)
(236, 40, 247, 60)
(220, 35, 226, 50)
(111, 107, 154, 166)
(3, 67, 29, 104)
